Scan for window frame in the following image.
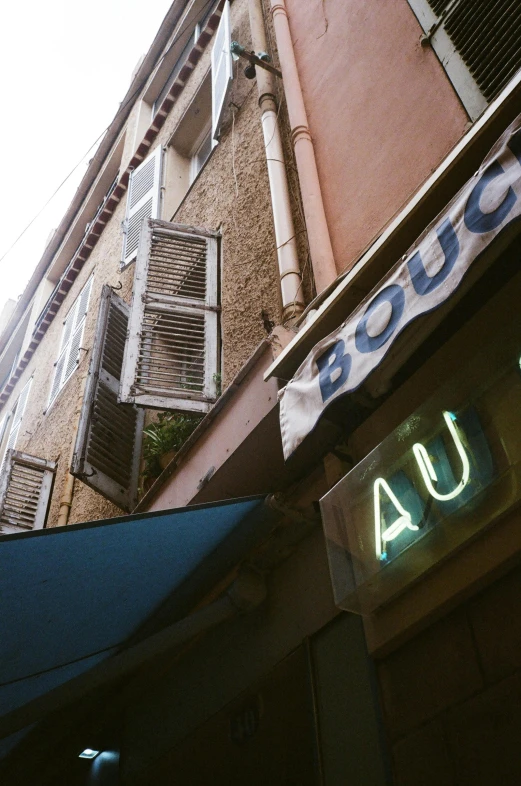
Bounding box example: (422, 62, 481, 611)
(190, 122, 213, 184)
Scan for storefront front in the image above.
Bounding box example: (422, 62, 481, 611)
(275, 114, 521, 784)
(5, 113, 521, 786)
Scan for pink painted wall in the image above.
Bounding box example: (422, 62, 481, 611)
(283, 0, 469, 275)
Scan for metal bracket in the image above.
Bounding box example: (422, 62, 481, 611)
(230, 41, 282, 79)
(266, 492, 320, 525)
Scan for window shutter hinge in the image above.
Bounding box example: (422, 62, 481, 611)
(420, 23, 437, 48)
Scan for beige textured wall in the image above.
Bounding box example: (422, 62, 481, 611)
(1, 0, 305, 527)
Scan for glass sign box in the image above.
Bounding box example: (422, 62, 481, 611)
(320, 285, 521, 615)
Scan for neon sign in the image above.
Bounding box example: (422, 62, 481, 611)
(318, 306, 520, 614)
(373, 409, 491, 561)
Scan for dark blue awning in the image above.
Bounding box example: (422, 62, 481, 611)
(0, 495, 276, 748)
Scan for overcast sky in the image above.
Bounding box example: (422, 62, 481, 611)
(0, 0, 174, 315)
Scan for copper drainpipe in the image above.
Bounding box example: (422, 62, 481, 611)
(248, 0, 305, 323)
(57, 472, 75, 527)
(269, 0, 336, 294)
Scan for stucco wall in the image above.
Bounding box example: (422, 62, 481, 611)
(380, 561, 521, 786)
(283, 0, 469, 275)
(1, 0, 305, 528)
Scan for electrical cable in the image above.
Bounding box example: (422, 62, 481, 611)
(0, 0, 217, 268)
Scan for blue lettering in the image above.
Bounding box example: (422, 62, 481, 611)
(316, 340, 352, 403)
(464, 161, 517, 234)
(355, 285, 405, 354)
(408, 218, 460, 296)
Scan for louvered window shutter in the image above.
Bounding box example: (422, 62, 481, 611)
(120, 219, 219, 413)
(407, 0, 521, 119)
(49, 276, 93, 406)
(122, 146, 162, 268)
(211, 0, 233, 140)
(0, 451, 56, 535)
(71, 286, 145, 511)
(3, 377, 33, 465)
(0, 413, 10, 450)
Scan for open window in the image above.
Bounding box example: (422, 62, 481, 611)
(119, 219, 220, 413)
(0, 451, 56, 534)
(407, 0, 521, 120)
(190, 123, 213, 184)
(163, 73, 214, 217)
(71, 286, 145, 511)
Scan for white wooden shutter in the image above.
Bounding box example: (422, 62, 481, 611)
(49, 276, 93, 406)
(0, 413, 10, 450)
(122, 146, 162, 267)
(120, 219, 219, 413)
(406, 0, 521, 120)
(211, 0, 233, 140)
(3, 377, 33, 462)
(0, 451, 56, 535)
(71, 286, 145, 511)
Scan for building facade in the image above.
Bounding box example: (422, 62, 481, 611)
(0, 0, 308, 529)
(2, 0, 521, 784)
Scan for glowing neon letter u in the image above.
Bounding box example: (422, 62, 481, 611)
(413, 411, 470, 501)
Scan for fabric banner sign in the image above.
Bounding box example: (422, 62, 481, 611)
(280, 115, 521, 460)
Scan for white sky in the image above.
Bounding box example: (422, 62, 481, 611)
(0, 0, 174, 314)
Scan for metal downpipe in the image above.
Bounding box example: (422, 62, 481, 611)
(248, 0, 305, 324)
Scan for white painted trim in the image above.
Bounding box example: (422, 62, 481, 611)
(47, 276, 93, 408)
(121, 147, 162, 268)
(211, 0, 233, 140)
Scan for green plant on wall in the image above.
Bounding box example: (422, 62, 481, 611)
(142, 412, 202, 481)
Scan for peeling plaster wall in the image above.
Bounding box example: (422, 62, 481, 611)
(1, 0, 305, 528)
